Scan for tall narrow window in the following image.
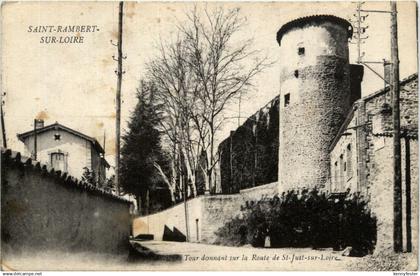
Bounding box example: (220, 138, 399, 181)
(284, 93, 290, 107)
(334, 161, 338, 191)
(347, 144, 353, 179)
(339, 154, 344, 191)
(51, 152, 67, 172)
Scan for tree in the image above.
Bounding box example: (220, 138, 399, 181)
(177, 6, 271, 191)
(147, 37, 203, 199)
(145, 5, 270, 201)
(81, 167, 97, 187)
(103, 174, 115, 193)
(120, 81, 172, 215)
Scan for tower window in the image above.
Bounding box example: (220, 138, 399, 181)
(298, 47, 305, 56)
(294, 70, 299, 78)
(284, 93, 290, 107)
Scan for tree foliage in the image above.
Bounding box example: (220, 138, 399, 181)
(145, 6, 271, 201)
(120, 81, 172, 214)
(215, 189, 377, 256)
(81, 167, 97, 186)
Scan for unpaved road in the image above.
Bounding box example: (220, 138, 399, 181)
(2, 241, 361, 271)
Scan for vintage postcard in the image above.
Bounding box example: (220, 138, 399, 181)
(1, 0, 418, 272)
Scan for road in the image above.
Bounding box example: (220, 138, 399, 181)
(3, 241, 361, 271)
(128, 240, 360, 271)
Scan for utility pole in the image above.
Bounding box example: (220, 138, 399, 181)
(112, 1, 125, 196)
(350, 2, 391, 85)
(33, 119, 38, 160)
(351, 1, 403, 252)
(103, 130, 106, 153)
(184, 177, 190, 242)
(237, 93, 242, 127)
(390, 1, 402, 253)
(1, 92, 6, 148)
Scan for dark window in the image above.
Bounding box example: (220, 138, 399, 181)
(298, 47, 305, 56)
(294, 70, 299, 78)
(51, 152, 67, 172)
(284, 93, 290, 107)
(54, 133, 61, 140)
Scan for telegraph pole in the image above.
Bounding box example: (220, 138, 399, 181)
(1, 93, 6, 148)
(33, 119, 38, 160)
(351, 1, 403, 252)
(112, 1, 125, 196)
(390, 1, 402, 253)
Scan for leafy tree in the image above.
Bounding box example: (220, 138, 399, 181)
(103, 174, 115, 193)
(81, 167, 97, 186)
(215, 189, 377, 256)
(120, 81, 171, 215)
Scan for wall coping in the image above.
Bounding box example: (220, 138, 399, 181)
(239, 182, 278, 194)
(1, 148, 131, 205)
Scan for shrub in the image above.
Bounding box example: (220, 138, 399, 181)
(214, 188, 377, 256)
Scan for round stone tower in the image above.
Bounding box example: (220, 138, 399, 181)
(277, 15, 354, 191)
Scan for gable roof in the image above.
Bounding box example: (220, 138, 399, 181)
(17, 122, 105, 154)
(329, 73, 418, 151)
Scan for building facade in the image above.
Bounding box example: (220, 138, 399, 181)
(330, 74, 418, 252)
(17, 121, 109, 184)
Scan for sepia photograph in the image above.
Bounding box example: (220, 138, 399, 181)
(0, 1, 418, 272)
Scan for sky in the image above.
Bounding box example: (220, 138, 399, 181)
(2, 1, 417, 173)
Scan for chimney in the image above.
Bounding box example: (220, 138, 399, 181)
(35, 119, 44, 129)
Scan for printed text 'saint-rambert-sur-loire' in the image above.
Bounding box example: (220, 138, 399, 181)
(27, 25, 99, 44)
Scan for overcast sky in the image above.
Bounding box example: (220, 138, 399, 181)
(2, 1, 417, 172)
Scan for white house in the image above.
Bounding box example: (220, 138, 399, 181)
(17, 120, 109, 184)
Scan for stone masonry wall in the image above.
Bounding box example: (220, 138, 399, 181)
(133, 182, 277, 244)
(279, 56, 352, 190)
(278, 20, 353, 191)
(1, 149, 132, 257)
(218, 97, 279, 194)
(369, 137, 418, 254)
(365, 76, 418, 254)
(329, 74, 418, 254)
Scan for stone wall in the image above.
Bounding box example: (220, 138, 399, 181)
(1, 149, 132, 257)
(278, 18, 355, 191)
(369, 136, 418, 253)
(218, 97, 279, 194)
(133, 196, 205, 242)
(329, 74, 418, 254)
(133, 182, 277, 244)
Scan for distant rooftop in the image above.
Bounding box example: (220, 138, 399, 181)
(17, 122, 105, 154)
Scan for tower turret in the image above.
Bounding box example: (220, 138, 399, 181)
(277, 15, 354, 191)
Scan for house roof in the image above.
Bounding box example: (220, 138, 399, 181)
(17, 122, 105, 154)
(276, 15, 353, 45)
(329, 73, 418, 151)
